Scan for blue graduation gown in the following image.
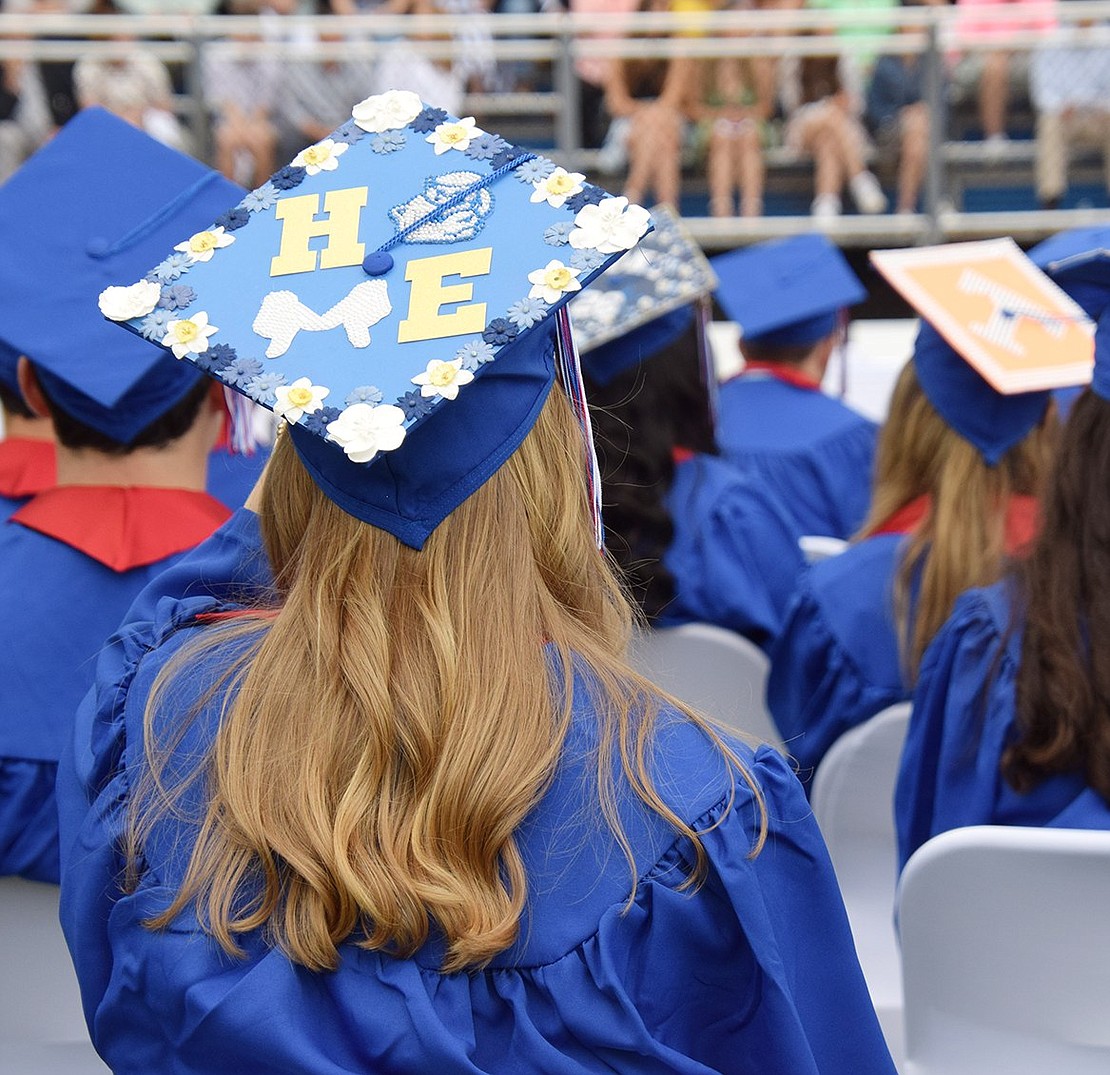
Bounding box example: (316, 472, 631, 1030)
(767, 534, 910, 778)
(715, 374, 878, 539)
(58, 599, 895, 1074)
(205, 443, 271, 511)
(895, 581, 1110, 872)
(662, 454, 806, 650)
(0, 486, 229, 883)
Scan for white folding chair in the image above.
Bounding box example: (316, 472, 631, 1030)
(899, 825, 1110, 1075)
(810, 702, 912, 1067)
(0, 877, 110, 1073)
(629, 622, 784, 752)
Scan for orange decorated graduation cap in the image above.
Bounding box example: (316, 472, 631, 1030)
(0, 108, 244, 444)
(871, 238, 1093, 463)
(102, 92, 651, 548)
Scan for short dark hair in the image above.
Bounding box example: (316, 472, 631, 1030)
(0, 381, 35, 420)
(738, 337, 824, 367)
(33, 370, 212, 455)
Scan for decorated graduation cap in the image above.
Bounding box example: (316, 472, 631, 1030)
(0, 108, 244, 444)
(1028, 226, 1110, 322)
(871, 238, 1093, 464)
(103, 91, 651, 548)
(711, 234, 866, 348)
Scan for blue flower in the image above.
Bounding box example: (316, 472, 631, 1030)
(507, 297, 549, 330)
(146, 253, 193, 284)
(570, 247, 607, 272)
(543, 221, 575, 246)
(300, 405, 343, 437)
(195, 342, 236, 374)
(370, 131, 406, 155)
(244, 372, 287, 404)
(215, 207, 250, 232)
(464, 132, 509, 162)
(410, 106, 448, 133)
(345, 384, 384, 406)
(482, 318, 519, 346)
(566, 186, 607, 213)
(271, 165, 307, 191)
(157, 284, 196, 311)
(138, 308, 173, 341)
(397, 390, 437, 421)
(331, 120, 365, 146)
(242, 183, 280, 213)
(454, 338, 496, 370)
(221, 356, 264, 389)
(515, 156, 555, 184)
(490, 145, 523, 170)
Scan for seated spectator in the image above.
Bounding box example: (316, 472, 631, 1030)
(57, 97, 897, 1074)
(604, 0, 695, 208)
(898, 311, 1110, 869)
(696, 44, 774, 218)
(783, 32, 887, 217)
(864, 0, 945, 214)
(768, 326, 1058, 777)
(711, 234, 878, 541)
(0, 109, 242, 882)
(1029, 13, 1110, 209)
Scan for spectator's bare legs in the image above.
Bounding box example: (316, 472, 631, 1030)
(897, 101, 929, 213)
(809, 121, 846, 202)
(625, 99, 684, 208)
(215, 104, 277, 188)
(708, 120, 763, 217)
(736, 122, 764, 217)
(980, 51, 1009, 141)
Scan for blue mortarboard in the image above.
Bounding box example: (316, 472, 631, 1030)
(104, 92, 651, 548)
(711, 234, 866, 348)
(1028, 226, 1110, 322)
(0, 108, 244, 444)
(913, 321, 1049, 464)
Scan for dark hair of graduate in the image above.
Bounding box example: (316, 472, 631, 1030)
(32, 369, 212, 454)
(0, 381, 34, 420)
(584, 313, 717, 622)
(1005, 387, 1110, 799)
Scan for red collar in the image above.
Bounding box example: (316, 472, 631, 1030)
(11, 485, 231, 572)
(0, 438, 56, 500)
(735, 360, 822, 391)
(873, 493, 1040, 557)
(671, 446, 695, 465)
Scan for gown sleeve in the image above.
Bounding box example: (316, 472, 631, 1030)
(767, 576, 908, 779)
(894, 587, 1016, 871)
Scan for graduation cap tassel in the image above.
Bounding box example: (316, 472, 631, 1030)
(223, 386, 261, 456)
(554, 305, 605, 551)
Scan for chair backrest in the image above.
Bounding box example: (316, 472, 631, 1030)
(629, 623, 784, 752)
(810, 703, 912, 1055)
(899, 825, 1110, 1075)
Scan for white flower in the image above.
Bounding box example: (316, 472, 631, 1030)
(273, 376, 330, 424)
(568, 197, 652, 255)
(411, 357, 475, 401)
(527, 259, 582, 304)
(174, 226, 234, 264)
(529, 167, 585, 209)
(162, 311, 218, 359)
(97, 280, 161, 321)
(291, 138, 348, 176)
(351, 90, 424, 133)
(426, 116, 482, 155)
(326, 403, 406, 463)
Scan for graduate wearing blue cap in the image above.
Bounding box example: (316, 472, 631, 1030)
(897, 307, 1110, 870)
(0, 340, 55, 522)
(57, 95, 895, 1075)
(767, 251, 1080, 780)
(0, 109, 245, 883)
(577, 207, 805, 650)
(711, 234, 879, 541)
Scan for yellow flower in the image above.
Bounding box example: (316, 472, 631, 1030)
(162, 311, 218, 358)
(527, 259, 583, 304)
(412, 358, 475, 401)
(174, 226, 234, 264)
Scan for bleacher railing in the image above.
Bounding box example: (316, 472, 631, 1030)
(1, 3, 1108, 248)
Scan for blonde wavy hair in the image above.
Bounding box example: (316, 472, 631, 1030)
(856, 360, 1057, 680)
(128, 388, 764, 973)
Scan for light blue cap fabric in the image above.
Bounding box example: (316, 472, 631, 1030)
(106, 92, 651, 547)
(1028, 226, 1110, 322)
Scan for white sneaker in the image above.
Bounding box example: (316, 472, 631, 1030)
(811, 192, 842, 219)
(849, 170, 888, 215)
